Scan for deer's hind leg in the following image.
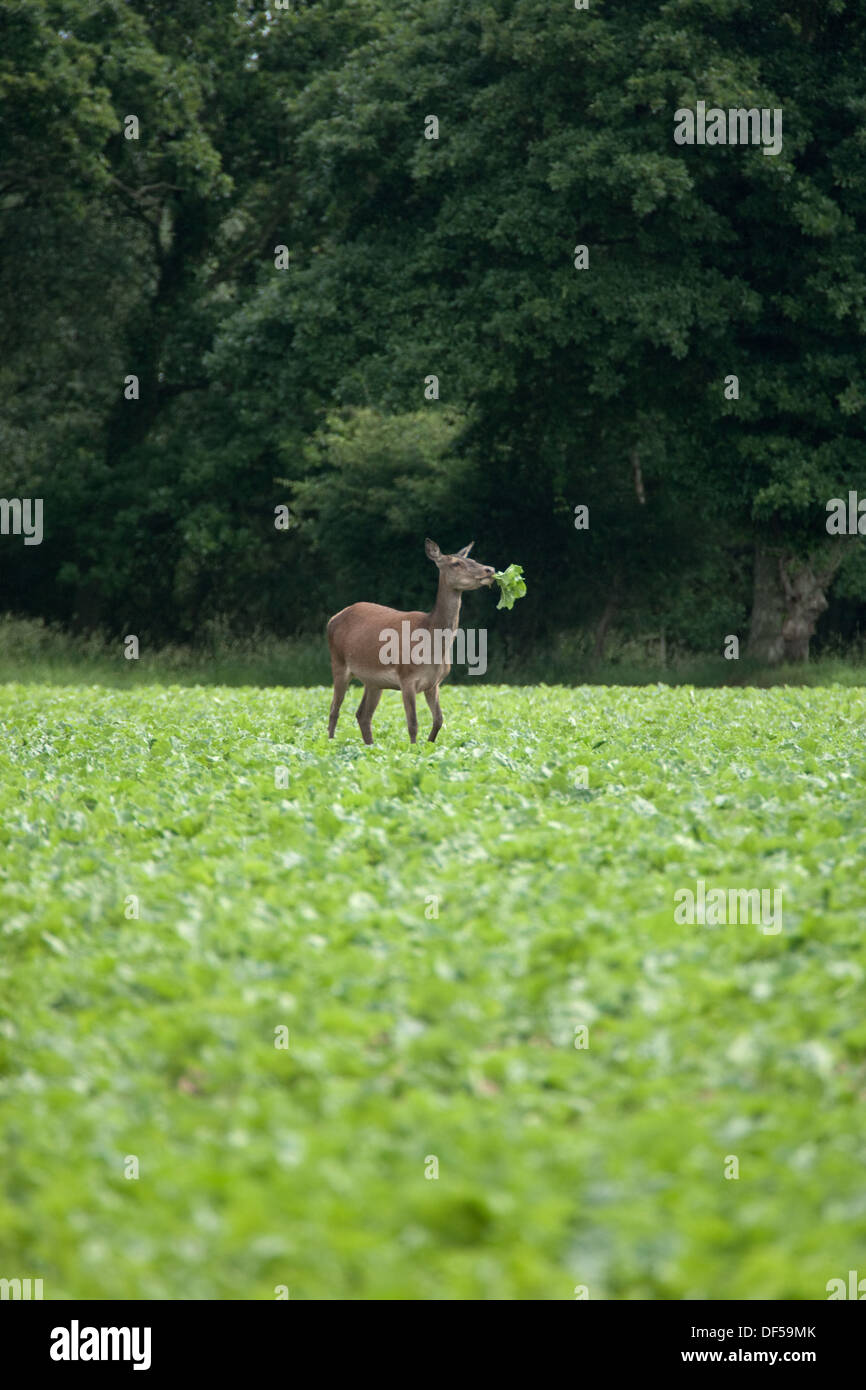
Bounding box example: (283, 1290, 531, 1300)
(356, 685, 382, 745)
(328, 663, 351, 738)
(424, 684, 443, 742)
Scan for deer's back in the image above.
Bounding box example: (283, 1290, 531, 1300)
(329, 600, 425, 644)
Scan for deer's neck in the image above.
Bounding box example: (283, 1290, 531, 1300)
(428, 574, 462, 634)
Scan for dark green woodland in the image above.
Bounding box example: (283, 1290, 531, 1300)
(2, 0, 866, 669)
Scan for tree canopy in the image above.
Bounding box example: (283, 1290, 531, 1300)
(2, 0, 865, 661)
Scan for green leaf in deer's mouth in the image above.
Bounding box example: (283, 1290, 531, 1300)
(492, 563, 527, 610)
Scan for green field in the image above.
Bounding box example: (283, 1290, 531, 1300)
(1, 681, 864, 1300)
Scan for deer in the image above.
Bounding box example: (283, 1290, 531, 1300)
(327, 538, 495, 744)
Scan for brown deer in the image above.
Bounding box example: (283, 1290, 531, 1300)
(327, 538, 495, 744)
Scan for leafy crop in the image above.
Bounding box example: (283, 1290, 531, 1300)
(1, 682, 864, 1299)
(493, 564, 527, 610)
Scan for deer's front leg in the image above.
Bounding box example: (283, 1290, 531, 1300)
(400, 682, 418, 743)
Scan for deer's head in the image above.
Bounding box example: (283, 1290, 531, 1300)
(425, 538, 495, 590)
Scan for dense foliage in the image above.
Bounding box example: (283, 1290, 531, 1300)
(2, 0, 866, 662)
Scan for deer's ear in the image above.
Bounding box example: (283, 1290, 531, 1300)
(457, 542, 474, 558)
(425, 538, 442, 562)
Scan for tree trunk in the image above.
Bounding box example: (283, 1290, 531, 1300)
(747, 542, 843, 664)
(779, 557, 834, 663)
(594, 590, 618, 660)
(746, 543, 786, 664)
(105, 196, 210, 464)
(630, 446, 646, 505)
